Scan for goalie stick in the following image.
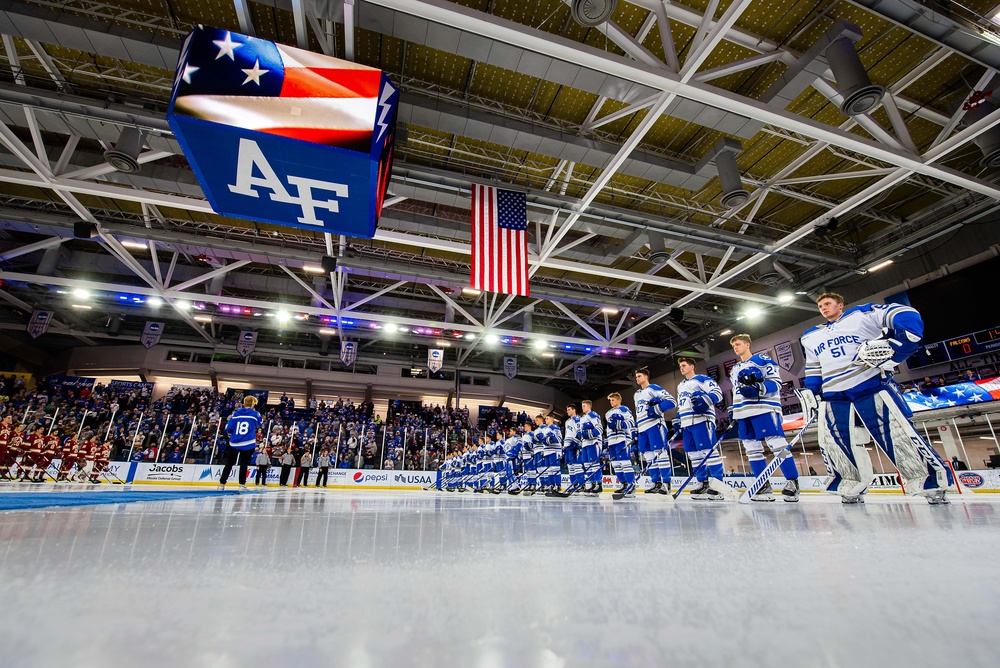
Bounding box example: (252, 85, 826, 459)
(738, 415, 818, 504)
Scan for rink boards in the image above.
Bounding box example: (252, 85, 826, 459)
(40, 461, 1000, 494)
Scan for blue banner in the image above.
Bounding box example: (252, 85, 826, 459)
(167, 27, 397, 238)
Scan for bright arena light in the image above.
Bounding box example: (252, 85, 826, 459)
(485, 333, 500, 344)
(745, 307, 763, 318)
(777, 292, 795, 304)
(532, 339, 548, 350)
(276, 310, 290, 323)
(72, 288, 90, 299)
(147, 297, 163, 307)
(384, 323, 398, 333)
(175, 300, 190, 311)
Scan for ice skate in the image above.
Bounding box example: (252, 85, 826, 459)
(782, 479, 800, 502)
(644, 481, 662, 494)
(217, 484, 226, 491)
(612, 482, 635, 500)
(924, 490, 950, 505)
(751, 482, 776, 502)
(689, 480, 709, 499)
(841, 494, 863, 504)
(239, 484, 248, 491)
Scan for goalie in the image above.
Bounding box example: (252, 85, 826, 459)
(798, 292, 954, 504)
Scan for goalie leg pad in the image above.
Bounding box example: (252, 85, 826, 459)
(818, 401, 872, 497)
(855, 390, 955, 495)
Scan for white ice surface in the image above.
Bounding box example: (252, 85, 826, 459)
(1, 487, 998, 668)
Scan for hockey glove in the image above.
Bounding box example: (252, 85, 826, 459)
(735, 384, 761, 399)
(646, 404, 662, 420)
(854, 338, 895, 370)
(795, 388, 820, 424)
(690, 393, 711, 414)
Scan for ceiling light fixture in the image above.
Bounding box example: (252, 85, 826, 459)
(868, 259, 894, 272)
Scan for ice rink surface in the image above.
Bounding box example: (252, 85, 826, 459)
(1, 486, 998, 668)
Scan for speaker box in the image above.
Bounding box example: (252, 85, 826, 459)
(74, 222, 97, 239)
(321, 255, 338, 273)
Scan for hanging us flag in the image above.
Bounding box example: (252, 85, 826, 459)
(470, 184, 529, 297)
(167, 26, 398, 238)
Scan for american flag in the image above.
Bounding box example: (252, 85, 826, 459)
(470, 184, 530, 296)
(172, 27, 383, 153)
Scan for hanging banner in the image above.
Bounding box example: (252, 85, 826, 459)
(141, 321, 164, 349)
(503, 356, 518, 379)
(774, 341, 795, 371)
(236, 330, 258, 358)
(706, 365, 720, 381)
(340, 340, 357, 366)
(574, 364, 587, 386)
(27, 310, 53, 338)
(428, 348, 444, 373)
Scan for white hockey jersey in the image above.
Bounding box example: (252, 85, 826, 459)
(605, 406, 635, 447)
(563, 415, 581, 449)
(730, 354, 783, 419)
(676, 375, 723, 427)
(579, 410, 602, 446)
(634, 384, 677, 433)
(801, 303, 922, 396)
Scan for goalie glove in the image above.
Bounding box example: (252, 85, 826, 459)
(795, 388, 820, 424)
(854, 338, 896, 371)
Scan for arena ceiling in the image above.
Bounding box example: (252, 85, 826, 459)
(0, 0, 999, 390)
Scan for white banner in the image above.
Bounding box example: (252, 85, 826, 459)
(27, 309, 53, 338)
(236, 330, 257, 358)
(503, 356, 517, 379)
(574, 364, 587, 386)
(141, 321, 164, 349)
(774, 340, 795, 371)
(428, 348, 444, 372)
(340, 340, 357, 366)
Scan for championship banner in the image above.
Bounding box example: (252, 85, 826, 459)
(167, 26, 398, 238)
(27, 310, 53, 338)
(503, 356, 518, 379)
(141, 321, 164, 349)
(340, 340, 357, 366)
(774, 341, 795, 371)
(428, 348, 444, 373)
(574, 364, 587, 386)
(724, 358, 738, 378)
(236, 330, 258, 358)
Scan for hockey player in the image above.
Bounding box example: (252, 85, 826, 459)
(74, 433, 97, 483)
(799, 292, 953, 504)
(558, 405, 584, 496)
(56, 434, 80, 482)
(30, 427, 60, 483)
(500, 427, 520, 493)
(605, 393, 637, 500)
(0, 415, 11, 481)
(520, 420, 539, 495)
(19, 424, 45, 482)
(542, 414, 563, 493)
(3, 423, 25, 481)
(88, 440, 112, 484)
(729, 334, 800, 502)
(220, 395, 263, 491)
(578, 400, 603, 495)
(676, 357, 730, 500)
(633, 367, 676, 495)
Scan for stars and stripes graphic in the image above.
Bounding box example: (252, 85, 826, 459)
(172, 27, 382, 152)
(902, 376, 1000, 412)
(470, 184, 530, 297)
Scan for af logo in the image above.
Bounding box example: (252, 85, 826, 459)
(228, 138, 349, 226)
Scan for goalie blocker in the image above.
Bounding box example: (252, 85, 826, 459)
(799, 293, 954, 504)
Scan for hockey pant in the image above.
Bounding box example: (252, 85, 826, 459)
(608, 443, 635, 486)
(637, 424, 672, 484)
(74, 460, 95, 482)
(533, 451, 545, 487)
(579, 443, 601, 486)
(543, 451, 560, 487)
(738, 412, 799, 481)
(521, 454, 537, 488)
(683, 421, 722, 482)
(57, 456, 78, 480)
(819, 390, 953, 498)
(29, 453, 55, 480)
(564, 445, 584, 488)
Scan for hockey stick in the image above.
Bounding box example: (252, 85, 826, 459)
(671, 425, 736, 499)
(738, 415, 817, 504)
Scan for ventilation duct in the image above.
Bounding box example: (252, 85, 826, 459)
(570, 0, 617, 27)
(709, 138, 749, 208)
(826, 36, 884, 116)
(647, 230, 671, 264)
(104, 127, 144, 173)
